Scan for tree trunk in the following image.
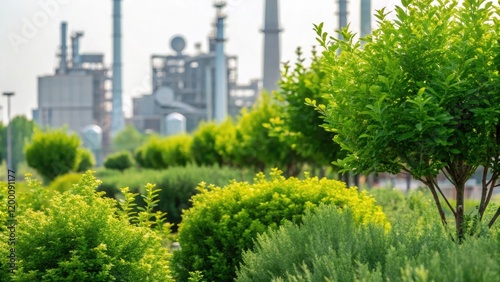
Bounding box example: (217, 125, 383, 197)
(455, 183, 465, 242)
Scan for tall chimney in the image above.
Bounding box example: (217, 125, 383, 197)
(262, 0, 282, 92)
(360, 0, 371, 43)
(59, 22, 68, 74)
(111, 0, 125, 135)
(71, 31, 84, 68)
(338, 0, 348, 40)
(214, 1, 228, 123)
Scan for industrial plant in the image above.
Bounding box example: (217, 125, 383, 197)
(32, 0, 372, 159)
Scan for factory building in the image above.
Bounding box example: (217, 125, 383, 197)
(132, 2, 259, 134)
(33, 22, 110, 162)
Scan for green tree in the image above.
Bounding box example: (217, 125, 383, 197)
(235, 93, 302, 174)
(112, 124, 145, 153)
(312, 0, 500, 239)
(25, 129, 80, 182)
(272, 47, 341, 168)
(104, 151, 134, 172)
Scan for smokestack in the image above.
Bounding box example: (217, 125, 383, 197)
(59, 22, 68, 74)
(360, 0, 371, 43)
(111, 0, 125, 135)
(214, 1, 228, 123)
(71, 31, 84, 68)
(262, 0, 282, 92)
(338, 0, 348, 40)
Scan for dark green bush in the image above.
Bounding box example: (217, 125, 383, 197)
(25, 129, 80, 182)
(8, 172, 174, 281)
(75, 148, 95, 172)
(237, 194, 500, 282)
(104, 151, 134, 172)
(96, 165, 255, 229)
(172, 169, 388, 281)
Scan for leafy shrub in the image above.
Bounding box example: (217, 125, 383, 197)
(236, 205, 388, 281)
(96, 165, 254, 230)
(190, 121, 223, 166)
(135, 135, 192, 169)
(104, 151, 134, 172)
(10, 172, 174, 281)
(75, 148, 95, 172)
(238, 194, 500, 281)
(74, 148, 95, 172)
(25, 129, 81, 182)
(172, 169, 388, 281)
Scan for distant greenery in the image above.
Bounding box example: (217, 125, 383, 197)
(0, 116, 36, 171)
(25, 129, 81, 182)
(104, 151, 134, 172)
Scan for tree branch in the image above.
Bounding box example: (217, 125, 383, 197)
(431, 176, 456, 216)
(427, 177, 448, 226)
(488, 206, 500, 228)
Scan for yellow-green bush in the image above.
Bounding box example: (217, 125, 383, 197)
(135, 135, 192, 169)
(5, 172, 174, 281)
(172, 169, 388, 281)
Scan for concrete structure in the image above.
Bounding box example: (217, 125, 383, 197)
(338, 0, 348, 40)
(35, 22, 111, 158)
(262, 0, 282, 92)
(111, 0, 125, 135)
(214, 1, 228, 123)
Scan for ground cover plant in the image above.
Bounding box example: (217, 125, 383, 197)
(172, 169, 388, 281)
(311, 0, 500, 239)
(237, 201, 500, 282)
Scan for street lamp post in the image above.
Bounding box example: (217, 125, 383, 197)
(3, 92, 14, 172)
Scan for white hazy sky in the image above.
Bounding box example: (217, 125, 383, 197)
(0, 0, 398, 120)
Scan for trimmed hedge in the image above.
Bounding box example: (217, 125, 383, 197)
(95, 165, 255, 229)
(172, 169, 389, 281)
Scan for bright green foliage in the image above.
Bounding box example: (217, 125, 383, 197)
(237, 203, 500, 282)
(104, 151, 134, 172)
(172, 169, 388, 281)
(214, 118, 239, 166)
(312, 0, 500, 238)
(112, 124, 146, 153)
(25, 129, 80, 182)
(234, 93, 302, 174)
(190, 121, 224, 166)
(10, 172, 174, 281)
(135, 135, 192, 169)
(271, 47, 341, 167)
(96, 165, 255, 230)
(75, 148, 95, 172)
